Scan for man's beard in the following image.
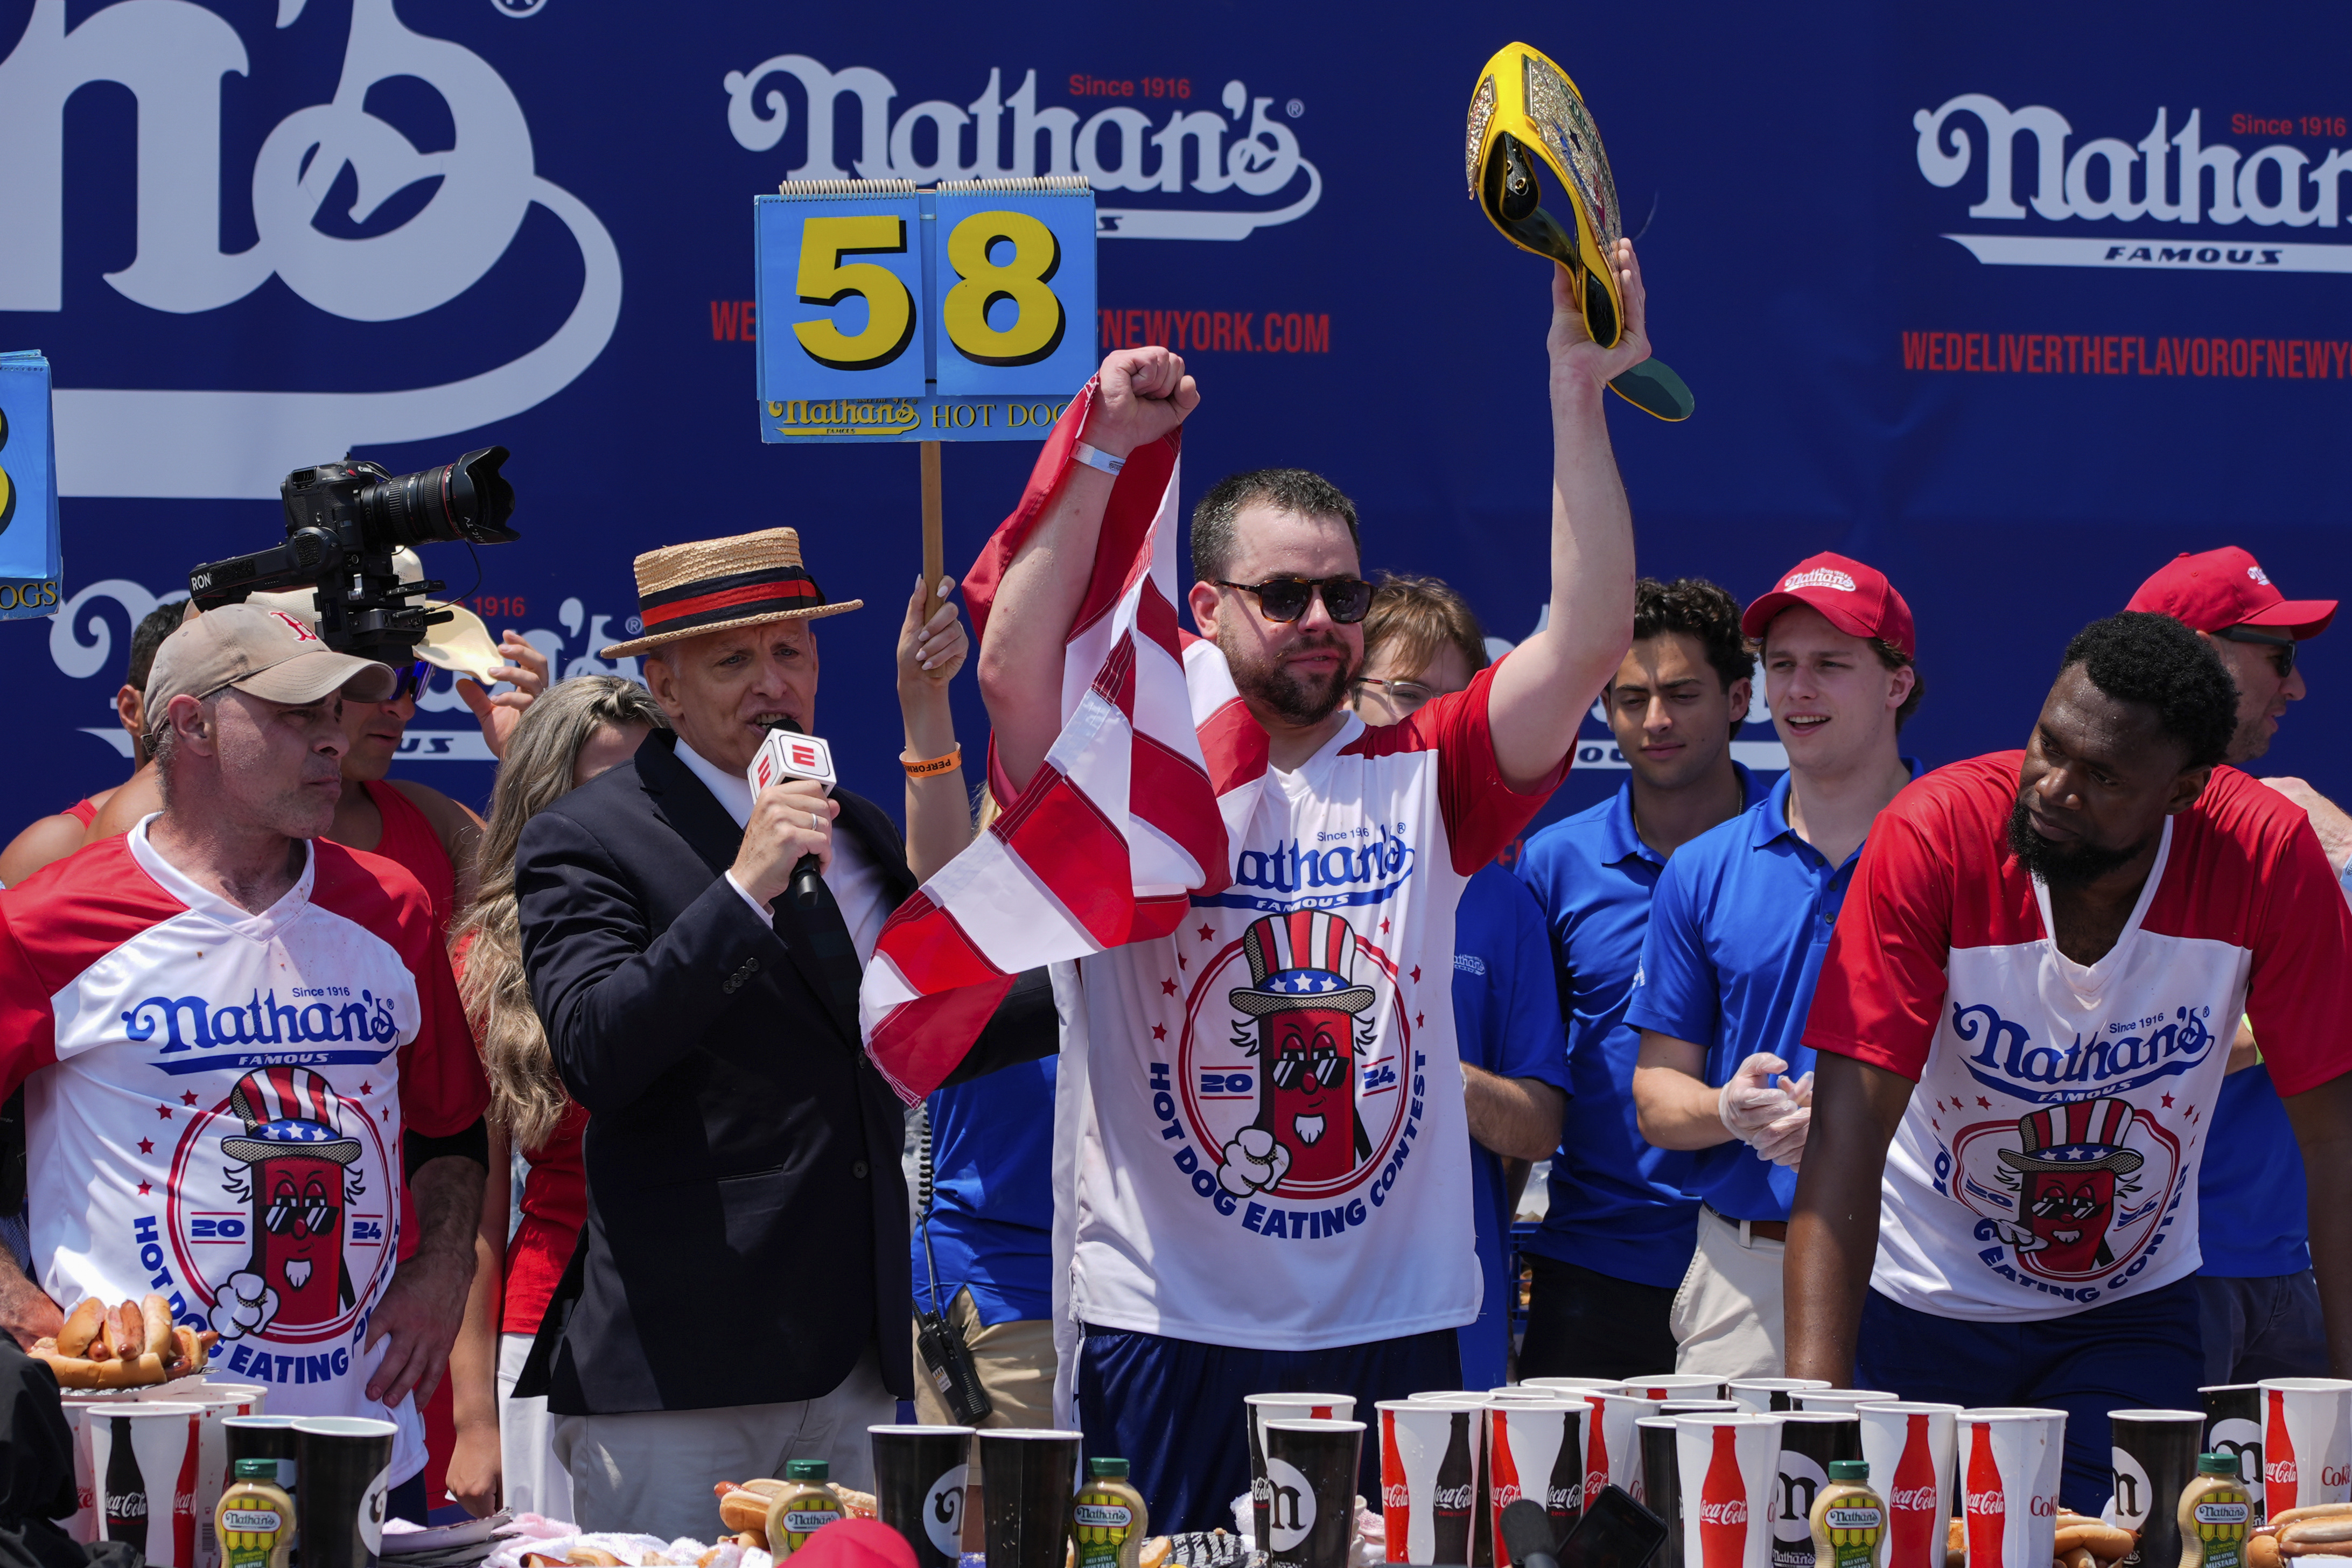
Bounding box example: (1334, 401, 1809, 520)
(1223, 632, 1353, 727)
(2006, 794, 2152, 889)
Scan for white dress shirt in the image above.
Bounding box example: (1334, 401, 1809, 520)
(674, 737, 894, 962)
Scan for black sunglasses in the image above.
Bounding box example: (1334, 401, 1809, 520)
(2216, 625, 2295, 676)
(1213, 575, 1374, 625)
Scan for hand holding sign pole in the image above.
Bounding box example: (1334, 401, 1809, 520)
(754, 176, 1098, 618)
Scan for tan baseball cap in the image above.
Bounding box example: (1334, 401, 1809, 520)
(248, 548, 508, 684)
(144, 603, 398, 724)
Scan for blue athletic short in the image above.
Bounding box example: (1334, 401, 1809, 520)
(1076, 1323, 1461, 1535)
(1855, 1276, 2202, 1511)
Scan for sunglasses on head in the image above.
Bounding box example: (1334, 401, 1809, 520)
(2216, 624, 2295, 676)
(1213, 575, 1374, 625)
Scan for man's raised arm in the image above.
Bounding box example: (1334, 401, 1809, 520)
(1485, 242, 1653, 789)
(977, 347, 1198, 794)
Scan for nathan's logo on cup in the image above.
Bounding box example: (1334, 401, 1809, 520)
(1265, 1458, 1318, 1552)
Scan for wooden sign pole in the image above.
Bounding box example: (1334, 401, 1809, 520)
(920, 439, 945, 616)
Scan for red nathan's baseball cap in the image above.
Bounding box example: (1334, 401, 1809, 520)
(1740, 551, 1916, 657)
(2124, 546, 2336, 639)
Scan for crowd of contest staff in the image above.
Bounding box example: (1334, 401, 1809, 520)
(1, 245, 2350, 1551)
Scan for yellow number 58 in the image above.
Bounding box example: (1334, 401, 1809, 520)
(941, 211, 1065, 367)
(793, 215, 915, 370)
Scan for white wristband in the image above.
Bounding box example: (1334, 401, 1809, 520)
(1073, 440, 1125, 476)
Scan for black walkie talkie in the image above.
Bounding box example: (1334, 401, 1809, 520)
(913, 1103, 993, 1424)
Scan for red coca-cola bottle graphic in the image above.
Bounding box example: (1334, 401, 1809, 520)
(1698, 1425, 1751, 1568)
(172, 1413, 201, 1568)
(1586, 1398, 1611, 1518)
(1963, 1422, 2006, 1568)
(2267, 1389, 2299, 1520)
(1383, 1415, 1410, 1563)
(1888, 1414, 1941, 1568)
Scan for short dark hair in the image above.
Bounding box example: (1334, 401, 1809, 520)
(1631, 577, 1751, 694)
(1189, 468, 1360, 584)
(1361, 573, 1489, 681)
(128, 601, 186, 692)
(2058, 612, 2237, 769)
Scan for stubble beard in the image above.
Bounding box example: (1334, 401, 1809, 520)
(2005, 793, 2152, 890)
(1224, 631, 1354, 728)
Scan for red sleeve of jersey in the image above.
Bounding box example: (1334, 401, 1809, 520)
(0, 898, 59, 1103)
(2239, 793, 2352, 1097)
(1347, 659, 1574, 874)
(317, 845, 488, 1138)
(1801, 783, 1957, 1082)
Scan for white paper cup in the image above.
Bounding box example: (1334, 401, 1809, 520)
(1675, 1413, 1784, 1568)
(1380, 1399, 1481, 1565)
(1248, 1394, 1357, 1553)
(128, 1382, 267, 1568)
(87, 1401, 206, 1568)
(1794, 1389, 1901, 1416)
(2259, 1378, 2352, 1518)
(59, 1390, 135, 1544)
(1585, 1391, 1668, 1509)
(1486, 1400, 1588, 1548)
(1856, 1403, 1962, 1568)
(1958, 1409, 2066, 1568)
(1730, 1380, 1832, 1415)
(1625, 1375, 1733, 1402)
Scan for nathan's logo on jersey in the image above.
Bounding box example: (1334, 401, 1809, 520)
(1948, 1094, 2185, 1297)
(1949, 999, 2215, 1104)
(169, 1066, 397, 1354)
(124, 989, 402, 1075)
(1201, 824, 1416, 913)
(1155, 909, 1423, 1236)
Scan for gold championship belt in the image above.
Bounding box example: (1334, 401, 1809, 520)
(1468, 43, 1695, 422)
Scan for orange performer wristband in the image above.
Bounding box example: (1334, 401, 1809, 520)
(902, 745, 962, 779)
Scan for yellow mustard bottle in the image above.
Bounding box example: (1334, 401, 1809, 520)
(766, 1460, 846, 1560)
(1073, 1457, 1150, 1568)
(1809, 1460, 1887, 1568)
(216, 1458, 296, 1568)
(2179, 1453, 2252, 1568)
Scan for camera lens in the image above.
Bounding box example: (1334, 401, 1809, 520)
(354, 446, 518, 548)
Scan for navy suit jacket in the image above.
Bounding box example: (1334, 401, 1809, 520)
(514, 729, 1048, 1413)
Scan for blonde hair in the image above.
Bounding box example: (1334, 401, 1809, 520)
(453, 676, 667, 1151)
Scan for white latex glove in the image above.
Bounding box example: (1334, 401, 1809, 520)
(1749, 1102, 1812, 1167)
(1720, 1053, 1811, 1167)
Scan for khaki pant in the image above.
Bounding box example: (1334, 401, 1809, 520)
(552, 1341, 895, 1538)
(911, 1287, 1059, 1430)
(1669, 1206, 1787, 1380)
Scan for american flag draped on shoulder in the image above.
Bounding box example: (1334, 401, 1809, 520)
(857, 384, 1270, 1104)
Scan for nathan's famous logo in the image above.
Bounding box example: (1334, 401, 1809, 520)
(0, 0, 619, 501)
(165, 1066, 398, 1360)
(121, 988, 402, 1076)
(1162, 908, 1422, 1225)
(1201, 824, 1416, 914)
(1949, 1095, 2183, 1293)
(1914, 94, 2352, 274)
(722, 59, 1319, 242)
(1950, 999, 2215, 1103)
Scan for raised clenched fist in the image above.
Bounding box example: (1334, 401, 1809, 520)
(1218, 1126, 1292, 1196)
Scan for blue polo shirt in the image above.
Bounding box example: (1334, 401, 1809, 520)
(1625, 762, 1921, 1224)
(1451, 863, 1573, 1388)
(2197, 1064, 2311, 1277)
(916, 1057, 1057, 1325)
(1515, 765, 1768, 1286)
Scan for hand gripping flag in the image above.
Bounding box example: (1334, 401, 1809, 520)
(857, 384, 1269, 1103)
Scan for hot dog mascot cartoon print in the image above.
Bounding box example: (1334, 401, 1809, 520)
(1955, 1095, 2173, 1282)
(1217, 911, 1381, 1194)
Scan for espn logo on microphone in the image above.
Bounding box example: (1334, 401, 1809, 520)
(749, 729, 838, 794)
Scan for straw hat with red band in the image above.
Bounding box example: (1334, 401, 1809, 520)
(1740, 550, 1916, 658)
(600, 527, 862, 659)
(2124, 545, 2336, 640)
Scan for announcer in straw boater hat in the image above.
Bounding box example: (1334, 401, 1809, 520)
(512, 523, 1052, 1535)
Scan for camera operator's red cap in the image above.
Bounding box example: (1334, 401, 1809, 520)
(2125, 546, 2336, 639)
(1740, 551, 1916, 657)
(144, 602, 398, 726)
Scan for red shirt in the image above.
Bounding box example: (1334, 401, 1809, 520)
(502, 1102, 587, 1336)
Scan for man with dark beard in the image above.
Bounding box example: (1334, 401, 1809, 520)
(1784, 612, 2352, 1510)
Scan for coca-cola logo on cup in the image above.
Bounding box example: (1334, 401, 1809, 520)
(1700, 1501, 1750, 1526)
(2269, 1459, 2299, 1485)
(2322, 1466, 2349, 1489)
(1550, 1483, 1582, 1513)
(1891, 1486, 1940, 1512)
(1966, 1490, 2006, 1517)
(2031, 1495, 2059, 1518)
(1433, 1485, 1475, 1511)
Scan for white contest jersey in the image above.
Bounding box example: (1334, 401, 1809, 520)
(0, 821, 486, 1475)
(1071, 666, 1568, 1348)
(1804, 754, 2352, 1321)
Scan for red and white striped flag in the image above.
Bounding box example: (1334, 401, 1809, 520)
(857, 384, 1269, 1103)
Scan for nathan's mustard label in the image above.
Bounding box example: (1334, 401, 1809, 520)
(1075, 1458, 1150, 1568)
(768, 1460, 845, 1560)
(216, 1459, 295, 1568)
(2179, 1455, 2252, 1568)
(1809, 1461, 1887, 1568)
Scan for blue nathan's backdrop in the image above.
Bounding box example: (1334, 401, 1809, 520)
(1, 0, 2345, 843)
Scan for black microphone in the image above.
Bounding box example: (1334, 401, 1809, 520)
(1501, 1499, 1562, 1568)
(751, 717, 837, 911)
